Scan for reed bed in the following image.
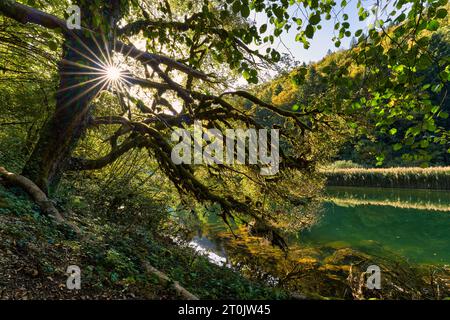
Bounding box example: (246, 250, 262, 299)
(321, 166, 450, 190)
(325, 197, 450, 212)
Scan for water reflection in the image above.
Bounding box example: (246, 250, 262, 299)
(187, 187, 450, 265)
(325, 186, 450, 212)
(179, 187, 450, 298)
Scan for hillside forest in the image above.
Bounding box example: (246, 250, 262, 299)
(0, 0, 449, 300)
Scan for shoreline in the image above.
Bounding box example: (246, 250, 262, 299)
(321, 166, 450, 190)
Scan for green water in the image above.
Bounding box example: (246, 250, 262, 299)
(187, 187, 450, 266)
(302, 187, 450, 265)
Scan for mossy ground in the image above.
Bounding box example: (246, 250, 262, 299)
(0, 185, 286, 300)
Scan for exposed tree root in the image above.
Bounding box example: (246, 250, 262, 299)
(0, 166, 66, 223)
(143, 261, 199, 300)
(0, 167, 85, 236)
(0, 167, 197, 299)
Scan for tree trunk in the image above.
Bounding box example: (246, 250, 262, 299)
(22, 34, 106, 194)
(20, 1, 122, 195)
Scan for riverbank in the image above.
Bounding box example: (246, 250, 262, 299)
(2, 183, 449, 300)
(322, 166, 450, 190)
(0, 185, 286, 300)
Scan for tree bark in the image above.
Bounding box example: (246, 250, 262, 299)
(0, 167, 65, 223)
(20, 0, 122, 194)
(0, 0, 205, 194)
(21, 33, 106, 194)
(142, 261, 199, 300)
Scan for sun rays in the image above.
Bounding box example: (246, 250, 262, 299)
(54, 31, 185, 118)
(56, 32, 140, 107)
(105, 65, 122, 81)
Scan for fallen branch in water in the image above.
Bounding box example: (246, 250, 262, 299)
(143, 261, 199, 300)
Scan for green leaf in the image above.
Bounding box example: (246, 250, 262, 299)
(439, 111, 449, 119)
(375, 154, 385, 166)
(309, 14, 321, 25)
(389, 128, 397, 135)
(48, 41, 58, 51)
(424, 119, 436, 132)
(298, 67, 308, 76)
(426, 20, 439, 31)
(435, 8, 447, 19)
(305, 24, 314, 39)
(432, 83, 443, 93)
(396, 13, 406, 23)
(259, 24, 267, 33)
(241, 5, 250, 18)
(420, 140, 429, 148)
(232, 1, 241, 14)
(393, 143, 402, 151)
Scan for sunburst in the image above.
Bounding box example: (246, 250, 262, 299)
(105, 65, 122, 82)
(57, 32, 136, 107)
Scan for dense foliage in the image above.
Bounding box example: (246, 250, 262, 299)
(256, 4, 450, 167)
(0, 0, 449, 300)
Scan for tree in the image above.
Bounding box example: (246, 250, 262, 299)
(0, 0, 448, 240)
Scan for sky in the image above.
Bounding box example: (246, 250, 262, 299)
(251, 1, 385, 64)
(127, 0, 394, 88)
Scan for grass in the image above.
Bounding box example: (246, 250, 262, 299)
(325, 197, 450, 212)
(321, 166, 450, 190)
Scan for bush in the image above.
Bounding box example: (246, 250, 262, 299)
(327, 160, 364, 169)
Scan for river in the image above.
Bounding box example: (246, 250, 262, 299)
(183, 187, 450, 266)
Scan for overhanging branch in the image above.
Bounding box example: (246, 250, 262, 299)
(0, 1, 209, 80)
(68, 136, 149, 171)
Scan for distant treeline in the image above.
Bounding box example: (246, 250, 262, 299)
(255, 17, 450, 168)
(322, 167, 450, 190)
